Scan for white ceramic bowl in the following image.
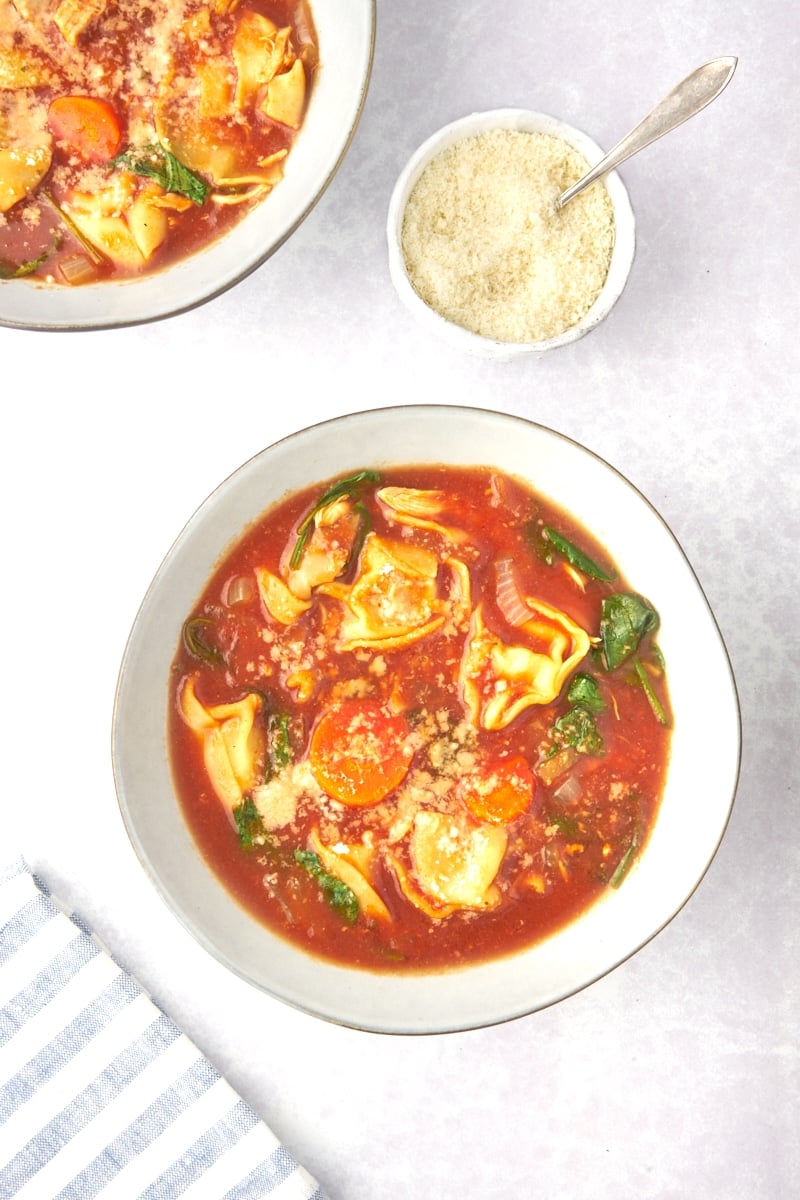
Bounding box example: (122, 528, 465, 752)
(0, 0, 375, 332)
(112, 405, 740, 1034)
(387, 110, 636, 360)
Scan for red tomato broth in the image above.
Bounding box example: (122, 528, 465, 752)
(0, 1, 317, 284)
(168, 465, 672, 972)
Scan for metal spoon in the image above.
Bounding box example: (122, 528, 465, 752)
(556, 56, 738, 209)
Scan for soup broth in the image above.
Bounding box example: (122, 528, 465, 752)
(0, 0, 317, 284)
(169, 465, 672, 972)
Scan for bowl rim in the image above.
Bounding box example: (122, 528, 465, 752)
(386, 108, 636, 359)
(0, 0, 377, 333)
(112, 404, 741, 1034)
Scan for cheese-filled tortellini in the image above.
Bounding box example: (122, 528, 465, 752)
(179, 675, 264, 808)
(460, 600, 591, 730)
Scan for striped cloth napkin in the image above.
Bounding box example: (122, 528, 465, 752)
(0, 858, 327, 1200)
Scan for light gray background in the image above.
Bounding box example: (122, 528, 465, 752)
(2, 1, 797, 1197)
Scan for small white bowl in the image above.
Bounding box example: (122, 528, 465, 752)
(113, 405, 740, 1034)
(0, 0, 375, 332)
(387, 109, 636, 360)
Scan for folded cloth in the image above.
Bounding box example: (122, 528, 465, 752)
(0, 858, 327, 1200)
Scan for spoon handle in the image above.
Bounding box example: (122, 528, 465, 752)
(556, 56, 738, 209)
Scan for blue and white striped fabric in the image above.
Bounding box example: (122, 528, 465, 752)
(0, 859, 327, 1200)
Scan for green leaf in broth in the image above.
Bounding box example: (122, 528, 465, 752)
(566, 673, 604, 713)
(633, 658, 670, 727)
(543, 526, 617, 582)
(552, 706, 604, 756)
(114, 144, 209, 205)
(182, 616, 225, 667)
(294, 849, 359, 925)
(290, 470, 380, 569)
(600, 593, 660, 670)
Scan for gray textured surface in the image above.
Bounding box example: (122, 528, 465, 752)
(2, 2, 797, 1197)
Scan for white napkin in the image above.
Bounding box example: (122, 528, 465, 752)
(0, 858, 327, 1200)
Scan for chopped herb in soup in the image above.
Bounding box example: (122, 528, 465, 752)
(0, 0, 317, 284)
(169, 466, 672, 971)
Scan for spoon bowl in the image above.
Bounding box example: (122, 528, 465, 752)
(557, 56, 738, 209)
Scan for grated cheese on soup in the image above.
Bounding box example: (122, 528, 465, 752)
(400, 129, 616, 344)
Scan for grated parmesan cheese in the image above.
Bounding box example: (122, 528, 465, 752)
(400, 129, 616, 344)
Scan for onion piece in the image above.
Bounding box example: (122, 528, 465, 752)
(58, 253, 99, 285)
(494, 558, 531, 627)
(552, 773, 582, 805)
(295, 1, 319, 63)
(224, 574, 254, 606)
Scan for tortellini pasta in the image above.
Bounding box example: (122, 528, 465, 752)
(0, 142, 51, 213)
(409, 810, 507, 911)
(460, 601, 591, 730)
(179, 675, 264, 808)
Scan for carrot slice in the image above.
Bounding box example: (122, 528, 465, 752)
(309, 699, 413, 806)
(48, 96, 122, 164)
(459, 755, 535, 824)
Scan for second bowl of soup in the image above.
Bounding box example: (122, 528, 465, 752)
(0, 0, 375, 330)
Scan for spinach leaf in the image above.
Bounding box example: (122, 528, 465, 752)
(553, 705, 604, 756)
(0, 250, 49, 279)
(566, 673, 604, 713)
(345, 501, 372, 572)
(290, 470, 380, 569)
(294, 850, 359, 925)
(542, 526, 617, 582)
(182, 616, 225, 667)
(233, 798, 267, 849)
(634, 659, 670, 727)
(609, 830, 640, 888)
(265, 712, 292, 778)
(600, 593, 660, 670)
(114, 144, 209, 204)
(546, 678, 605, 760)
(544, 810, 581, 838)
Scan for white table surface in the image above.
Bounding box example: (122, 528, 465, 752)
(3, 2, 798, 1196)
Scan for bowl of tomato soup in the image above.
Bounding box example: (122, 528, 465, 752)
(0, 0, 375, 330)
(113, 406, 740, 1033)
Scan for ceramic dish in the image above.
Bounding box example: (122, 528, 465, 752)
(112, 405, 740, 1033)
(0, 0, 375, 332)
(387, 110, 636, 360)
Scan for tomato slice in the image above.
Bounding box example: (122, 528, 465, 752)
(48, 96, 123, 164)
(459, 755, 535, 824)
(309, 699, 414, 806)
